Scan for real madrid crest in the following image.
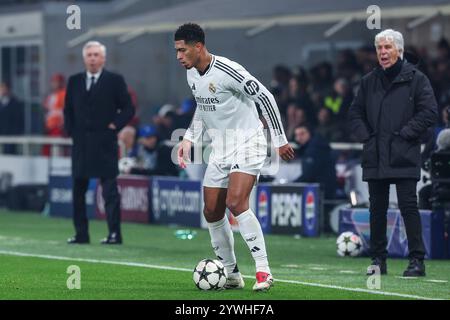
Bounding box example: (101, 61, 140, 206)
(208, 83, 216, 94)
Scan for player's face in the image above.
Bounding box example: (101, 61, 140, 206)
(83, 46, 105, 74)
(175, 40, 200, 69)
(376, 38, 400, 69)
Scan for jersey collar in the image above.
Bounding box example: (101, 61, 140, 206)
(198, 54, 215, 77)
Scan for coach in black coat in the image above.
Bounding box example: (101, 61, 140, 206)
(348, 60, 437, 181)
(64, 41, 134, 245)
(348, 29, 437, 277)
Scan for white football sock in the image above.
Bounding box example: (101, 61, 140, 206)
(207, 215, 238, 275)
(235, 208, 271, 274)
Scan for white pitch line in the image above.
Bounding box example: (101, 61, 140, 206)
(0, 250, 191, 272)
(271, 277, 443, 300)
(280, 264, 301, 268)
(425, 280, 448, 284)
(0, 250, 444, 300)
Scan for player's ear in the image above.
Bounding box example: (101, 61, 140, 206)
(195, 42, 203, 52)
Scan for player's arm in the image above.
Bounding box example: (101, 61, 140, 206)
(227, 66, 294, 161)
(178, 107, 203, 168)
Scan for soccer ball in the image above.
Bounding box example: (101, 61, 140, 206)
(118, 157, 136, 173)
(336, 231, 363, 257)
(193, 259, 228, 290)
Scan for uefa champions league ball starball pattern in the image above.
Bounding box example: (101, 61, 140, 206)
(336, 231, 363, 257)
(193, 259, 228, 290)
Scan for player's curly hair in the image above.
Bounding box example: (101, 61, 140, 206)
(174, 23, 205, 45)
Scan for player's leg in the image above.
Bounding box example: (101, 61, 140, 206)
(204, 185, 244, 289)
(227, 172, 273, 291)
(203, 187, 227, 223)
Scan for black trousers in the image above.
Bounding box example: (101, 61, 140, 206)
(368, 179, 425, 260)
(73, 177, 121, 238)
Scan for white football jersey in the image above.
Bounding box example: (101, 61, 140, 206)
(184, 54, 287, 161)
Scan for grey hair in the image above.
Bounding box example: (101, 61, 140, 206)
(374, 29, 404, 59)
(82, 41, 107, 58)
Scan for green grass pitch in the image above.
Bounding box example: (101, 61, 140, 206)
(0, 211, 448, 300)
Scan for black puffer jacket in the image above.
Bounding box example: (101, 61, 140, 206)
(348, 61, 438, 181)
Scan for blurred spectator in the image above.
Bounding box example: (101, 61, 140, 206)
(442, 107, 449, 126)
(324, 78, 354, 122)
(436, 37, 450, 61)
(126, 125, 178, 176)
(285, 101, 309, 141)
(42, 73, 66, 156)
(355, 45, 377, 89)
(116, 86, 140, 158)
(270, 65, 291, 114)
(422, 107, 450, 159)
(309, 62, 334, 109)
(293, 125, 337, 200)
(116, 87, 140, 159)
(404, 46, 428, 75)
(127, 85, 140, 127)
(336, 49, 360, 83)
(0, 81, 24, 154)
(270, 64, 291, 92)
(288, 74, 316, 125)
(315, 107, 345, 142)
(430, 39, 450, 109)
(439, 83, 450, 127)
(118, 125, 136, 157)
(175, 97, 196, 129)
(153, 103, 177, 140)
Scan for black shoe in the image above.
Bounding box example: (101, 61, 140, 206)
(403, 258, 426, 277)
(67, 235, 90, 244)
(100, 232, 122, 245)
(366, 257, 387, 275)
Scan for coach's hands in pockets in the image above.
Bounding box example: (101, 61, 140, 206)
(177, 139, 192, 169)
(277, 143, 295, 161)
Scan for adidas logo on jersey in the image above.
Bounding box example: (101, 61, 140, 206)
(191, 83, 196, 91)
(231, 164, 240, 170)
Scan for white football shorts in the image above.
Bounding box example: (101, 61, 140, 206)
(203, 129, 267, 188)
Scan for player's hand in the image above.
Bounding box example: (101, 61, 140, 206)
(177, 139, 192, 169)
(277, 143, 295, 162)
